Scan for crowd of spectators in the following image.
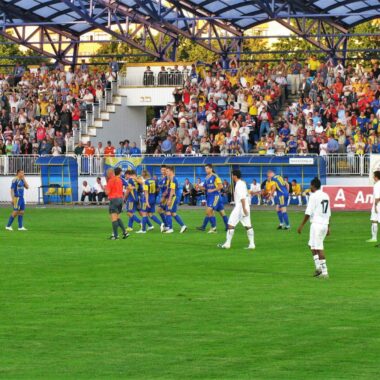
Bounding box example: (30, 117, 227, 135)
(1, 55, 379, 159)
(145, 56, 380, 157)
(0, 59, 119, 156)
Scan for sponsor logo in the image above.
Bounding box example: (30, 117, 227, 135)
(322, 186, 373, 211)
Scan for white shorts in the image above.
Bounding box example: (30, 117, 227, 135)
(228, 206, 252, 228)
(370, 205, 380, 222)
(308, 223, 328, 250)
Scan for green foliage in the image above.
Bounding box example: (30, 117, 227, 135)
(349, 21, 380, 63)
(0, 34, 23, 73)
(0, 34, 49, 73)
(177, 37, 218, 63)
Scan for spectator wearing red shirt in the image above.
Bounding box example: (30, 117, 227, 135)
(104, 140, 115, 156)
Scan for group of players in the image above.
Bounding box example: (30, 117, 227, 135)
(4, 165, 333, 278)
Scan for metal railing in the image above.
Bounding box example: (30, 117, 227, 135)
(0, 153, 373, 176)
(118, 71, 184, 87)
(77, 80, 118, 138)
(324, 154, 368, 176)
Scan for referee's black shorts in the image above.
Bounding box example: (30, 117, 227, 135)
(109, 198, 123, 214)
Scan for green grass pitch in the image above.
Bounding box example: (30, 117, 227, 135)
(1, 208, 380, 379)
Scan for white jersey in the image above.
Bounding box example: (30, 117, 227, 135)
(373, 181, 380, 204)
(229, 179, 251, 228)
(370, 181, 380, 221)
(234, 180, 250, 206)
(305, 190, 331, 225)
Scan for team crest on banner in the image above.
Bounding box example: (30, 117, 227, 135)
(369, 154, 380, 183)
(104, 157, 143, 174)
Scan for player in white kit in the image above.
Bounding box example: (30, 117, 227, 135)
(367, 171, 380, 243)
(218, 169, 255, 250)
(297, 177, 331, 278)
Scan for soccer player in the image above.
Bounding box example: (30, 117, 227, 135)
(6, 169, 29, 231)
(157, 165, 168, 232)
(217, 170, 255, 250)
(297, 177, 331, 278)
(164, 166, 187, 234)
(136, 170, 163, 233)
(124, 170, 141, 232)
(105, 168, 129, 240)
(367, 171, 380, 243)
(197, 164, 228, 233)
(267, 170, 290, 229)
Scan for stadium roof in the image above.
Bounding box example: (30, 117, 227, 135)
(1, 0, 378, 34)
(0, 0, 379, 63)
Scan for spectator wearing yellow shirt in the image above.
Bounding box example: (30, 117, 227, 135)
(355, 136, 366, 155)
(256, 136, 267, 155)
(291, 180, 303, 206)
(39, 97, 49, 120)
(308, 55, 320, 76)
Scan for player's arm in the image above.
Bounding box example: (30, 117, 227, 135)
(241, 197, 249, 217)
(22, 175, 29, 189)
(167, 182, 175, 203)
(143, 184, 150, 207)
(297, 214, 310, 234)
(216, 177, 223, 192)
(105, 179, 112, 196)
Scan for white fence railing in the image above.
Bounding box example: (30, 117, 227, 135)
(324, 154, 369, 176)
(0, 154, 372, 176)
(118, 71, 184, 87)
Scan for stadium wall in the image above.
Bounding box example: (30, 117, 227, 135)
(0, 176, 369, 204)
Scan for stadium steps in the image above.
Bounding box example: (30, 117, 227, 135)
(80, 94, 126, 142)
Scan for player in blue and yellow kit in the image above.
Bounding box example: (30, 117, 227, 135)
(157, 165, 168, 232)
(6, 169, 29, 231)
(165, 166, 187, 234)
(136, 170, 163, 233)
(197, 164, 229, 232)
(124, 170, 142, 231)
(267, 170, 291, 229)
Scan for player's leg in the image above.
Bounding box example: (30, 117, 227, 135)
(137, 210, 148, 233)
(275, 202, 284, 229)
(216, 198, 229, 230)
(298, 195, 302, 206)
(197, 203, 211, 231)
(314, 225, 329, 278)
(218, 210, 229, 231)
(218, 208, 239, 249)
(171, 198, 187, 233)
(116, 201, 128, 238)
(6, 198, 19, 230)
(309, 224, 322, 276)
(241, 214, 255, 249)
(158, 203, 167, 227)
(17, 198, 27, 230)
(281, 197, 290, 229)
(367, 208, 378, 242)
(148, 204, 162, 227)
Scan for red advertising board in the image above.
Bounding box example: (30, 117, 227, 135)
(322, 186, 373, 211)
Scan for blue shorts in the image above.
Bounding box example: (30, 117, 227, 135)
(159, 197, 167, 210)
(275, 194, 289, 207)
(141, 201, 156, 214)
(207, 193, 224, 211)
(126, 199, 137, 213)
(166, 196, 178, 213)
(13, 197, 25, 211)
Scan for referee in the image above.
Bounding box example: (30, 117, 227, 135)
(105, 167, 129, 240)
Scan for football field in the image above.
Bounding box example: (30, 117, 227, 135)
(1, 207, 380, 379)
